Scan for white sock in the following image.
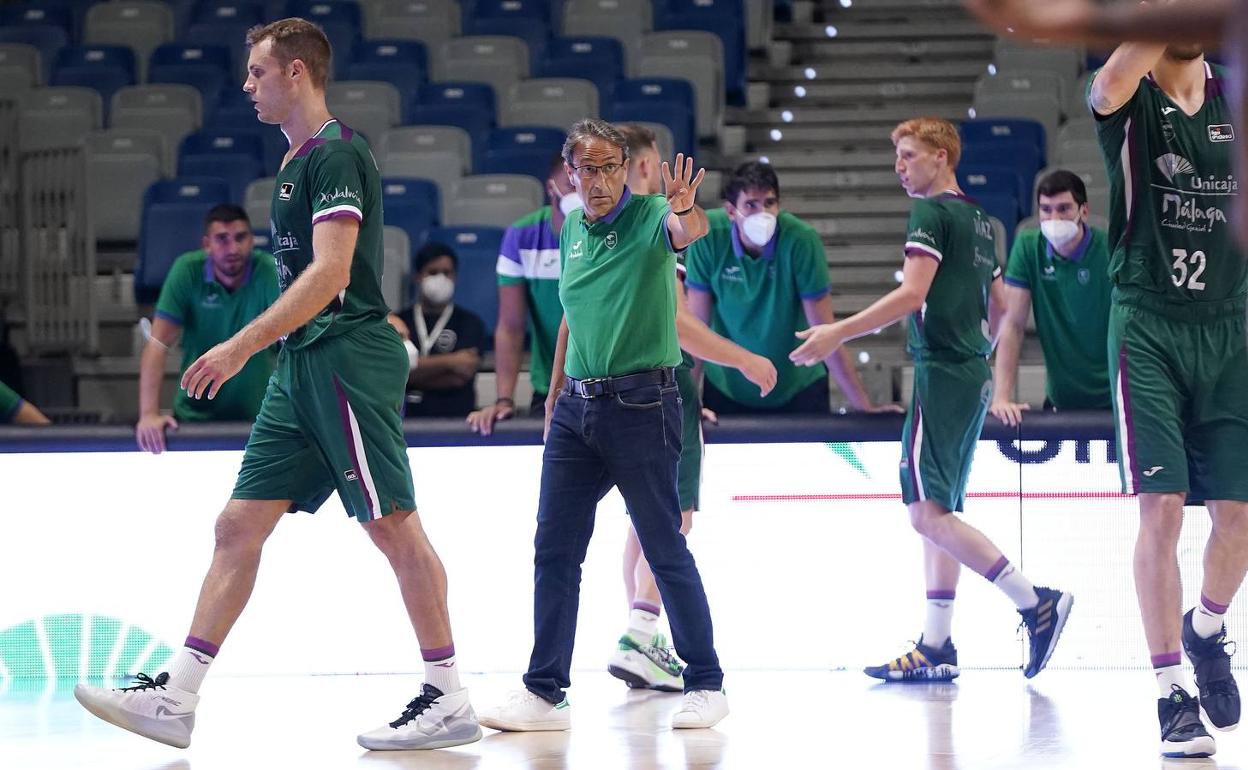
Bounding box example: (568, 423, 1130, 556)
(1155, 663, 1191, 698)
(422, 648, 462, 695)
(1193, 600, 1227, 639)
(989, 559, 1039, 610)
(923, 594, 955, 647)
(627, 603, 660, 642)
(166, 645, 214, 694)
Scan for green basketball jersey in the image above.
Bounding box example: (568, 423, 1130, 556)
(903, 194, 1001, 361)
(1093, 63, 1246, 305)
(270, 119, 389, 350)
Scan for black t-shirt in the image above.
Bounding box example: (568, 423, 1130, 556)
(397, 304, 486, 417)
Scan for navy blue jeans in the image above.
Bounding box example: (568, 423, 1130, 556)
(522, 382, 723, 703)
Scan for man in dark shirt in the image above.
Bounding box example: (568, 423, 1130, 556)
(395, 242, 487, 417)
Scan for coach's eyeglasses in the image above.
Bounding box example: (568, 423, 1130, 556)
(571, 161, 625, 179)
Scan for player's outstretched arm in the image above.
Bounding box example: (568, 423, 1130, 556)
(182, 217, 356, 400)
(964, 0, 1230, 46)
(1090, 39, 1168, 116)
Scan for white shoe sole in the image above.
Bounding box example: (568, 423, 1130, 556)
(357, 725, 483, 750)
(74, 685, 193, 749)
(608, 659, 683, 693)
(1161, 734, 1216, 758)
(479, 715, 570, 732)
(1201, 703, 1240, 733)
(1027, 592, 1074, 679)
(672, 709, 728, 729)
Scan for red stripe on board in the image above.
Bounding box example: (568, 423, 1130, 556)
(732, 491, 1132, 502)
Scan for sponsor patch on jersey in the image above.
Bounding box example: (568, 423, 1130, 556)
(278, 182, 294, 200)
(1209, 124, 1235, 143)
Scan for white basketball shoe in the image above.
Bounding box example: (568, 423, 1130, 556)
(479, 689, 571, 731)
(608, 633, 685, 692)
(357, 684, 483, 750)
(74, 672, 199, 748)
(671, 688, 729, 729)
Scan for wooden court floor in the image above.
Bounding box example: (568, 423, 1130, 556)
(3, 670, 1246, 769)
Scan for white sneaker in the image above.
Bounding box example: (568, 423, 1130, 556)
(608, 633, 685, 692)
(671, 689, 729, 729)
(479, 689, 571, 732)
(74, 672, 199, 748)
(357, 684, 482, 750)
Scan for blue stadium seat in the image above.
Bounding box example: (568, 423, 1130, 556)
(52, 47, 136, 119)
(406, 82, 496, 149)
(654, 0, 746, 106)
(960, 140, 1042, 215)
(1, 2, 73, 37)
(194, 0, 264, 25)
(478, 126, 564, 182)
(182, 20, 252, 76)
(463, 17, 549, 70)
(607, 77, 696, 156)
(0, 24, 69, 83)
(425, 225, 504, 340)
(285, 1, 361, 70)
(178, 130, 264, 204)
(345, 40, 428, 117)
(958, 165, 1023, 214)
(250, 226, 271, 251)
(149, 44, 232, 117)
(959, 118, 1047, 170)
(539, 36, 622, 102)
(137, 177, 232, 304)
(382, 177, 440, 250)
(470, 0, 550, 20)
(206, 91, 287, 175)
(972, 192, 1022, 246)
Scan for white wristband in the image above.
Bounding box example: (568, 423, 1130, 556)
(404, 339, 420, 371)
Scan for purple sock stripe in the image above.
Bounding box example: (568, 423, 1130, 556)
(1152, 651, 1182, 669)
(983, 556, 1010, 583)
(421, 645, 456, 662)
(1202, 594, 1230, 614)
(185, 636, 220, 658)
(926, 590, 956, 601)
(632, 600, 662, 616)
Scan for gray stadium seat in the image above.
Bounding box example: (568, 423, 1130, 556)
(110, 85, 202, 173)
(18, 86, 102, 151)
(444, 174, 544, 227)
(244, 176, 275, 230)
(1069, 72, 1095, 118)
(84, 1, 175, 81)
(501, 79, 599, 131)
(971, 92, 1062, 154)
(1057, 117, 1096, 147)
(326, 81, 401, 146)
(635, 31, 724, 139)
(994, 43, 1083, 87)
(562, 0, 652, 65)
(85, 128, 165, 241)
(632, 120, 673, 162)
(974, 70, 1063, 105)
(432, 37, 529, 101)
(379, 125, 472, 214)
(0, 44, 41, 95)
(381, 225, 410, 311)
(365, 0, 461, 48)
(1055, 139, 1101, 168)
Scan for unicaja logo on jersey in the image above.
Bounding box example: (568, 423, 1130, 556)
(1156, 153, 1195, 183)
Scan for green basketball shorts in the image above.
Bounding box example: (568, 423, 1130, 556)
(900, 357, 992, 512)
(676, 366, 702, 513)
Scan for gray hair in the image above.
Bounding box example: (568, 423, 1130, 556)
(561, 118, 630, 165)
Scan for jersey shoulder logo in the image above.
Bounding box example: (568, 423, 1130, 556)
(1209, 124, 1235, 143)
(278, 182, 294, 201)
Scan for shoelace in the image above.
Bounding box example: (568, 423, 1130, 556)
(120, 672, 169, 692)
(681, 690, 711, 711)
(647, 635, 683, 673)
(1162, 684, 1202, 733)
(389, 690, 439, 728)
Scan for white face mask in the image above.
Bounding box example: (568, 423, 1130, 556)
(420, 274, 454, 305)
(1040, 218, 1082, 249)
(741, 211, 777, 247)
(559, 191, 584, 216)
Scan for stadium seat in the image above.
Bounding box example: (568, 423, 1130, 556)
(17, 86, 102, 151)
(635, 31, 723, 140)
(478, 126, 564, 182)
(970, 92, 1062, 158)
(1, 2, 73, 36)
(285, 1, 361, 73)
(432, 36, 530, 100)
(84, 128, 166, 242)
(958, 165, 1023, 221)
(205, 91, 286, 174)
(381, 224, 411, 310)
(345, 40, 428, 117)
(424, 225, 505, 339)
(177, 130, 264, 203)
(444, 173, 543, 228)
(0, 44, 43, 95)
(959, 118, 1047, 168)
(381, 177, 440, 248)
(471, 0, 549, 21)
(974, 70, 1063, 105)
(607, 76, 696, 156)
(365, 0, 461, 49)
(379, 125, 473, 206)
(181, 19, 253, 77)
(500, 78, 598, 132)
(994, 42, 1082, 89)
(148, 44, 232, 117)
(406, 82, 496, 149)
(110, 85, 203, 173)
(136, 177, 232, 304)
(562, 0, 651, 65)
(960, 141, 1040, 207)
(325, 81, 401, 146)
(84, 1, 175, 82)
(973, 191, 1021, 238)
(537, 36, 624, 101)
(194, 0, 264, 26)
(51, 47, 136, 118)
(1055, 139, 1101, 168)
(463, 17, 549, 70)
(0, 24, 69, 84)
(1057, 117, 1096, 147)
(244, 176, 275, 231)
(653, 0, 746, 106)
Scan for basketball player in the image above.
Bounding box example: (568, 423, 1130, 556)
(791, 117, 1073, 685)
(73, 19, 480, 751)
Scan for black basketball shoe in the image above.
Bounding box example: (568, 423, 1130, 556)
(1158, 685, 1216, 758)
(1018, 586, 1073, 678)
(1183, 608, 1241, 731)
(863, 635, 959, 682)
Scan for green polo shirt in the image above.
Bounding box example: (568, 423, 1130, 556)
(155, 249, 280, 422)
(559, 188, 682, 380)
(1004, 225, 1112, 409)
(0, 380, 24, 422)
(684, 209, 830, 408)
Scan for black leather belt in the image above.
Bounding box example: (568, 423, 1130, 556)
(563, 367, 676, 398)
